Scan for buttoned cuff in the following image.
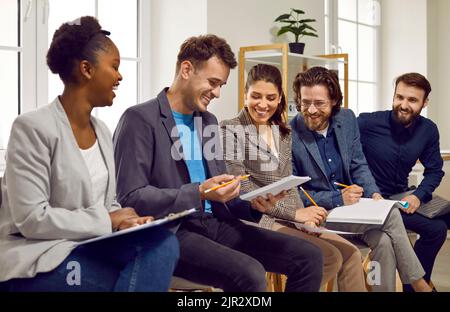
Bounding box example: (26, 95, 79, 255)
(332, 190, 344, 208)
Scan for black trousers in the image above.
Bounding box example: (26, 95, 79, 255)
(173, 214, 323, 292)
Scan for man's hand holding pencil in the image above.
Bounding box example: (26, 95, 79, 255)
(333, 182, 383, 204)
(199, 174, 286, 212)
(199, 174, 244, 203)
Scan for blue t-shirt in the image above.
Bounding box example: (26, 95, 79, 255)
(172, 110, 212, 213)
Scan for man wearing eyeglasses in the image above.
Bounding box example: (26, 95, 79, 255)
(289, 66, 432, 292)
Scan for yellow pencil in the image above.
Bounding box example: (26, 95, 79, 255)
(204, 175, 250, 194)
(333, 182, 351, 188)
(299, 186, 319, 207)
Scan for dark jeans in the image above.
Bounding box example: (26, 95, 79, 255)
(401, 210, 450, 291)
(173, 215, 323, 292)
(0, 227, 179, 292)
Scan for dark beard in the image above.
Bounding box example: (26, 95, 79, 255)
(304, 116, 327, 131)
(393, 106, 419, 127)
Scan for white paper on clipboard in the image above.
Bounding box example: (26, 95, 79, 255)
(75, 208, 197, 246)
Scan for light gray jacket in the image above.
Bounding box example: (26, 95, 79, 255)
(0, 98, 120, 282)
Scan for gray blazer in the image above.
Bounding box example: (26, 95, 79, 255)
(113, 89, 261, 229)
(290, 109, 380, 209)
(220, 108, 304, 230)
(0, 98, 120, 282)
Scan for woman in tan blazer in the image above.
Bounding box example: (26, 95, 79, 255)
(220, 64, 366, 291)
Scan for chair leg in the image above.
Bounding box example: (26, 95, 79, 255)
(362, 254, 372, 291)
(429, 280, 436, 290)
(395, 270, 403, 292)
(265, 272, 286, 292)
(325, 277, 335, 292)
(265, 272, 275, 292)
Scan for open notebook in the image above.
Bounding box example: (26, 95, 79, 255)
(326, 198, 401, 225)
(75, 208, 197, 246)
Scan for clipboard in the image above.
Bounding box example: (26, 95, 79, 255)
(75, 208, 197, 246)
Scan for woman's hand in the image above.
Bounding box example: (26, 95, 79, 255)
(109, 207, 154, 231)
(250, 191, 287, 213)
(295, 206, 328, 225)
(117, 216, 154, 231)
(300, 221, 322, 237)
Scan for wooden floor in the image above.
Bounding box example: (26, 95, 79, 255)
(325, 232, 450, 292)
(431, 232, 450, 291)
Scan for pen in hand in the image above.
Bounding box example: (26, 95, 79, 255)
(299, 186, 326, 228)
(333, 182, 350, 188)
(299, 186, 319, 207)
(204, 175, 250, 194)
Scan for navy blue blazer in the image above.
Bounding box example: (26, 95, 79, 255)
(113, 89, 261, 229)
(290, 109, 380, 209)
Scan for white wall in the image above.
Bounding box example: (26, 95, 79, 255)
(150, 0, 207, 97)
(206, 0, 325, 121)
(379, 0, 428, 110)
(435, 160, 450, 200)
(427, 0, 450, 151)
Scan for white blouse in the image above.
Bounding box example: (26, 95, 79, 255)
(80, 140, 108, 209)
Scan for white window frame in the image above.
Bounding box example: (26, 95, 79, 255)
(325, 0, 381, 115)
(0, 0, 151, 174)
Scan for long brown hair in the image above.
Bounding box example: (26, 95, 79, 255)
(245, 64, 290, 137)
(293, 66, 343, 116)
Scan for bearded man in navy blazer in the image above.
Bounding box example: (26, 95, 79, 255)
(290, 66, 432, 292)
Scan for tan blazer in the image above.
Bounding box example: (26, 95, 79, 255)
(219, 108, 304, 229)
(0, 98, 121, 282)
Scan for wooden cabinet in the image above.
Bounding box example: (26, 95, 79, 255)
(238, 43, 348, 119)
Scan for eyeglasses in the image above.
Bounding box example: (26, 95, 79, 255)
(296, 100, 331, 111)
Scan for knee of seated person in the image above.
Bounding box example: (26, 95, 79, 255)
(349, 245, 363, 261)
(375, 232, 393, 250)
(428, 219, 448, 241)
(160, 232, 180, 259)
(321, 245, 343, 276)
(295, 243, 323, 272)
(230, 260, 267, 292)
(388, 207, 402, 220)
(147, 231, 180, 263)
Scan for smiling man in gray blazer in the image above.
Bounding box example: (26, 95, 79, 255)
(290, 66, 432, 292)
(113, 34, 324, 292)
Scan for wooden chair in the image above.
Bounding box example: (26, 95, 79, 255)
(266, 272, 335, 292)
(266, 272, 286, 292)
(169, 276, 218, 292)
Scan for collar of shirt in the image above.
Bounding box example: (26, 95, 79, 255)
(172, 110, 194, 126)
(312, 120, 334, 140)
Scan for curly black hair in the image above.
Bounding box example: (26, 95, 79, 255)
(47, 16, 113, 83)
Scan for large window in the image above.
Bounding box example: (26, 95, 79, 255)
(0, 0, 150, 172)
(0, 0, 20, 172)
(325, 0, 380, 115)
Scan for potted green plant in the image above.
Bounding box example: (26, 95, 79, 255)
(274, 8, 318, 54)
